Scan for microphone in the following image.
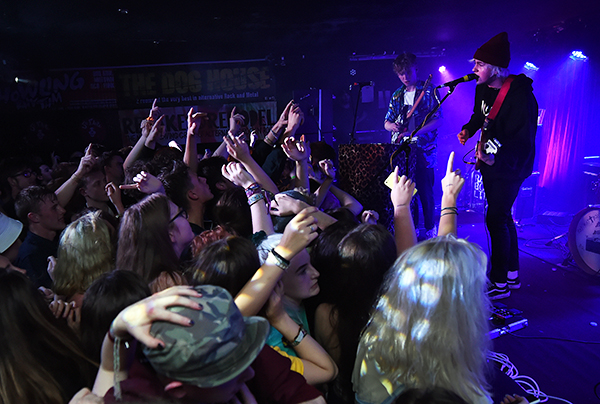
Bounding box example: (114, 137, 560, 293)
(352, 81, 374, 87)
(436, 74, 477, 88)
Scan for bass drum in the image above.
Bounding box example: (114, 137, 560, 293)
(568, 205, 600, 275)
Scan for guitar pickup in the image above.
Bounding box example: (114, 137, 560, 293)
(484, 138, 502, 155)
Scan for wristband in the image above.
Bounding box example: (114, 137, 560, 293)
(282, 324, 307, 347)
(266, 249, 290, 270)
(248, 193, 265, 207)
(440, 211, 458, 217)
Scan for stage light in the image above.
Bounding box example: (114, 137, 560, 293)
(438, 66, 446, 73)
(570, 51, 588, 61)
(350, 69, 357, 76)
(524, 62, 539, 71)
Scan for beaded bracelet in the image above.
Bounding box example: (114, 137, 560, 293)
(266, 250, 289, 270)
(245, 183, 262, 198)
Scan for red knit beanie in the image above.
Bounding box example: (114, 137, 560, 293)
(473, 32, 511, 68)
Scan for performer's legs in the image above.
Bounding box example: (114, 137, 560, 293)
(482, 176, 523, 285)
(413, 150, 436, 231)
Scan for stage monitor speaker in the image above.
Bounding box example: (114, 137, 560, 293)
(514, 172, 539, 221)
(292, 89, 333, 144)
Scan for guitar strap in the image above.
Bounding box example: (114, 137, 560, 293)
(484, 74, 515, 126)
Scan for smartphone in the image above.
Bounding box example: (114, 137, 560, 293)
(524, 394, 541, 404)
(384, 171, 418, 196)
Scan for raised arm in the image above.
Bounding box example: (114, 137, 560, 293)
(271, 194, 337, 230)
(92, 286, 202, 397)
(390, 167, 417, 256)
(225, 134, 279, 195)
(213, 107, 246, 158)
(124, 99, 162, 170)
(438, 152, 464, 236)
(282, 136, 310, 191)
(221, 161, 274, 235)
(235, 208, 319, 317)
(55, 145, 98, 207)
(183, 107, 205, 174)
(265, 283, 338, 385)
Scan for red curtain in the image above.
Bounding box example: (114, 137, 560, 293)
(537, 58, 595, 211)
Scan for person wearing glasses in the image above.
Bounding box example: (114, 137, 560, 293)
(116, 193, 195, 293)
(1, 157, 38, 220)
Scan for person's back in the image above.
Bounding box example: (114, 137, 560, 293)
(0, 269, 95, 404)
(352, 235, 491, 404)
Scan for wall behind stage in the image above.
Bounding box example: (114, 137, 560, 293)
(0, 60, 277, 158)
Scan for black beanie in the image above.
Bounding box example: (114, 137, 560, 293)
(473, 32, 511, 68)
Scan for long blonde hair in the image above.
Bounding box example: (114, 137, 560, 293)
(359, 235, 490, 403)
(53, 211, 114, 297)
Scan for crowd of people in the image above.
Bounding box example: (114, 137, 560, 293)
(0, 32, 535, 404)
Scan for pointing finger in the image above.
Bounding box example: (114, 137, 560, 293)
(446, 151, 455, 175)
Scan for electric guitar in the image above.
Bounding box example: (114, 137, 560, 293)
(391, 74, 433, 144)
(475, 122, 501, 169)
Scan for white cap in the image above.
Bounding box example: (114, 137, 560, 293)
(0, 214, 23, 253)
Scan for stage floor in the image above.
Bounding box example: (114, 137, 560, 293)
(454, 210, 600, 404)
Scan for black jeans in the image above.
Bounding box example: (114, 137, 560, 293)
(412, 150, 435, 231)
(482, 175, 524, 284)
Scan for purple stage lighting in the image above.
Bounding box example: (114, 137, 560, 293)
(438, 66, 446, 73)
(524, 62, 539, 71)
(570, 51, 588, 61)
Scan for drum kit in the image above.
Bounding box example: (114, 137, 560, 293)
(567, 156, 600, 275)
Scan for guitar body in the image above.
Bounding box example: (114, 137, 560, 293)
(390, 74, 433, 144)
(391, 105, 409, 144)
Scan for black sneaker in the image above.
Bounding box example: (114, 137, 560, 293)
(507, 277, 521, 290)
(487, 283, 511, 300)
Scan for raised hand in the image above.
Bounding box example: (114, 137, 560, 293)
(277, 100, 295, 127)
(188, 107, 207, 136)
(390, 167, 416, 208)
(229, 107, 246, 136)
(276, 207, 319, 260)
(318, 159, 336, 180)
(110, 286, 202, 348)
(224, 133, 251, 163)
(282, 136, 309, 162)
(145, 115, 165, 150)
(270, 193, 309, 217)
(74, 144, 98, 179)
(361, 210, 379, 224)
(119, 170, 164, 194)
(441, 151, 465, 200)
(221, 161, 255, 189)
(106, 182, 125, 214)
(287, 104, 304, 133)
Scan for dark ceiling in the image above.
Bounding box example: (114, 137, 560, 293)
(2, 0, 599, 78)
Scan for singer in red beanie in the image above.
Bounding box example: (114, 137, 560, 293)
(457, 32, 538, 300)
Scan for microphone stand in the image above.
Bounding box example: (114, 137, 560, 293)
(389, 85, 457, 174)
(349, 84, 367, 145)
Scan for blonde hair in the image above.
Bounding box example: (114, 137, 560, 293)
(470, 58, 510, 80)
(53, 211, 114, 297)
(359, 235, 490, 403)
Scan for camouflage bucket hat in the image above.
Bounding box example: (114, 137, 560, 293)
(143, 285, 269, 388)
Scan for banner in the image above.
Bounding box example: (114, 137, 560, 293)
(119, 101, 278, 146)
(114, 61, 275, 109)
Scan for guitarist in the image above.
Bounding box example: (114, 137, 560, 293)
(458, 32, 537, 300)
(385, 52, 442, 239)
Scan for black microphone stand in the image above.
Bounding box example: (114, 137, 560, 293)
(349, 83, 368, 145)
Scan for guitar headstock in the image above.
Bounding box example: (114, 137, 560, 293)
(423, 74, 433, 90)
